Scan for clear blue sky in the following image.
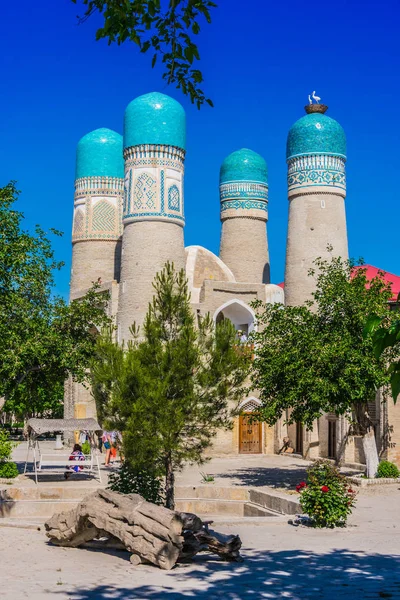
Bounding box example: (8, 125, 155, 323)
(1, 0, 399, 299)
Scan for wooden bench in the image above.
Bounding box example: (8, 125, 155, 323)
(34, 453, 102, 484)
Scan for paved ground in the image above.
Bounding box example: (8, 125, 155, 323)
(2, 444, 400, 599)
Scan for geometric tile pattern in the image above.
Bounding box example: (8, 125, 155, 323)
(221, 200, 268, 213)
(73, 209, 85, 234)
(92, 200, 115, 232)
(133, 172, 156, 210)
(167, 185, 180, 211)
(287, 154, 346, 192)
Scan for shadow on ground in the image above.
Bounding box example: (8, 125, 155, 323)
(216, 464, 308, 489)
(56, 549, 400, 599)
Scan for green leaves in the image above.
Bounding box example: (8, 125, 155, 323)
(0, 183, 111, 418)
(251, 254, 397, 432)
(72, 0, 216, 108)
(90, 262, 250, 507)
(364, 308, 400, 401)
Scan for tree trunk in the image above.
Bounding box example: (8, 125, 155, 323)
(362, 428, 379, 478)
(165, 454, 175, 511)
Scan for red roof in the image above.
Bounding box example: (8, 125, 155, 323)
(277, 264, 400, 302)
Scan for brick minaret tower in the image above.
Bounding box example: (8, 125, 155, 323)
(66, 128, 124, 421)
(219, 148, 270, 283)
(117, 92, 186, 341)
(284, 103, 348, 306)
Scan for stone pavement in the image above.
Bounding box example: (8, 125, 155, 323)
(2, 444, 400, 599)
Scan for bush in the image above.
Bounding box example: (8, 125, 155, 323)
(81, 441, 91, 456)
(0, 429, 15, 462)
(376, 460, 400, 479)
(0, 461, 19, 479)
(296, 460, 356, 528)
(108, 462, 164, 505)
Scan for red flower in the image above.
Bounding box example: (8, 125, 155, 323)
(321, 485, 329, 493)
(296, 481, 307, 492)
(348, 488, 355, 494)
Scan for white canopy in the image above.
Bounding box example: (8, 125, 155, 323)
(27, 418, 101, 436)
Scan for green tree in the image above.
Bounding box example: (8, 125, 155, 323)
(0, 182, 111, 418)
(251, 255, 397, 478)
(71, 0, 216, 108)
(365, 304, 400, 402)
(91, 262, 250, 509)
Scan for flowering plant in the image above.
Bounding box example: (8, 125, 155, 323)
(296, 460, 357, 528)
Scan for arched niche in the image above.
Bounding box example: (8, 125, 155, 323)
(213, 299, 256, 336)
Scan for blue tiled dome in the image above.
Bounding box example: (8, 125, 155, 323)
(75, 128, 123, 180)
(220, 149, 268, 184)
(286, 113, 346, 160)
(124, 92, 186, 149)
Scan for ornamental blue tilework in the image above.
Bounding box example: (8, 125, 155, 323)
(124, 92, 186, 150)
(168, 185, 180, 211)
(286, 114, 346, 160)
(221, 200, 269, 213)
(133, 173, 156, 210)
(220, 181, 268, 202)
(220, 149, 268, 184)
(76, 129, 124, 179)
(287, 154, 346, 191)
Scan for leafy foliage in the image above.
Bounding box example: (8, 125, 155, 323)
(0, 461, 19, 479)
(364, 309, 400, 402)
(0, 429, 14, 462)
(0, 182, 111, 418)
(81, 441, 91, 455)
(108, 462, 165, 504)
(376, 460, 400, 479)
(71, 0, 216, 108)
(251, 255, 396, 433)
(91, 262, 250, 508)
(0, 429, 19, 479)
(297, 460, 356, 528)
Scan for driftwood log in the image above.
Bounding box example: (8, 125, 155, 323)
(45, 489, 242, 569)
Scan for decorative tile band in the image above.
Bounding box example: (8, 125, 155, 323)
(220, 181, 268, 202)
(73, 177, 123, 242)
(220, 199, 268, 221)
(123, 152, 184, 226)
(287, 154, 346, 192)
(74, 176, 124, 193)
(124, 144, 185, 162)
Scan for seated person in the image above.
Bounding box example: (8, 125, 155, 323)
(64, 443, 85, 479)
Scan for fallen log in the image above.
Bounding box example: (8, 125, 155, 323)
(45, 489, 184, 570)
(45, 489, 242, 569)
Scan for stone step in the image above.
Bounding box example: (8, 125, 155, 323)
(0, 499, 81, 519)
(175, 485, 249, 501)
(0, 486, 96, 501)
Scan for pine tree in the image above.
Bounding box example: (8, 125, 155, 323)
(91, 262, 250, 509)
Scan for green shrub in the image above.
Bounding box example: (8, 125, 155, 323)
(296, 460, 356, 528)
(376, 460, 400, 479)
(81, 441, 91, 456)
(108, 462, 164, 505)
(0, 429, 15, 462)
(0, 461, 19, 479)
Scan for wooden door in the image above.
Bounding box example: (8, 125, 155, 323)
(239, 413, 262, 454)
(328, 420, 337, 459)
(296, 422, 304, 455)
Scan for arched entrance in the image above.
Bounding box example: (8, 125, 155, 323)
(213, 299, 256, 340)
(238, 397, 262, 454)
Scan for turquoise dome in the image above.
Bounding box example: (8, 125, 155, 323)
(124, 92, 186, 149)
(75, 128, 123, 180)
(286, 113, 346, 160)
(220, 149, 268, 184)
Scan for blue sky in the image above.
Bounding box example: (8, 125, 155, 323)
(1, 0, 399, 299)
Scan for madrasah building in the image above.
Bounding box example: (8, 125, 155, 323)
(64, 92, 400, 468)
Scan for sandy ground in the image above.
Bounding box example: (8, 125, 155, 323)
(1, 483, 400, 599)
